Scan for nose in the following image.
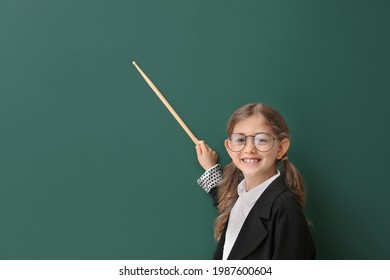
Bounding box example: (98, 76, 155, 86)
(243, 137, 257, 153)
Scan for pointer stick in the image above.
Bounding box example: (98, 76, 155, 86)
(132, 61, 199, 144)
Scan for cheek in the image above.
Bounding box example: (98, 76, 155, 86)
(226, 149, 241, 164)
(269, 150, 280, 161)
(231, 155, 243, 168)
(228, 151, 239, 162)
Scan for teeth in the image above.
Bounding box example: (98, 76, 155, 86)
(243, 159, 259, 163)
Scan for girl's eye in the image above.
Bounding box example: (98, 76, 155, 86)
(255, 134, 272, 144)
(233, 137, 245, 144)
(256, 138, 268, 143)
(230, 134, 245, 144)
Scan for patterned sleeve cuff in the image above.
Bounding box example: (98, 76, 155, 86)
(197, 164, 223, 193)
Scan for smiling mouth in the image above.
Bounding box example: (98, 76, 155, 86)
(242, 158, 261, 163)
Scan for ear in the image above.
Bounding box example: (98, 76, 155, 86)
(276, 138, 290, 160)
(224, 139, 234, 159)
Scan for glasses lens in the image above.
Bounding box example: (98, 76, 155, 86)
(228, 133, 275, 152)
(254, 133, 274, 152)
(228, 134, 246, 151)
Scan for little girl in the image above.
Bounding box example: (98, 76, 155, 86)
(195, 103, 315, 260)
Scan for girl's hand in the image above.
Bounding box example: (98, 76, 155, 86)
(195, 140, 219, 170)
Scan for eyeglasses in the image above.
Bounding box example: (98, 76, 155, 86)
(227, 133, 277, 152)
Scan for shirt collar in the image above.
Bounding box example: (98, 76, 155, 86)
(237, 170, 281, 207)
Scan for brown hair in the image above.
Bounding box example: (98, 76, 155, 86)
(214, 103, 306, 240)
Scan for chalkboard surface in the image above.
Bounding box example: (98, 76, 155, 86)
(1, 0, 389, 259)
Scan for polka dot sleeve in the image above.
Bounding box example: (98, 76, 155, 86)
(197, 164, 223, 193)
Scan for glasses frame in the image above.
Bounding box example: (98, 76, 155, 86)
(227, 132, 278, 152)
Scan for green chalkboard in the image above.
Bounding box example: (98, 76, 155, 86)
(1, 0, 389, 259)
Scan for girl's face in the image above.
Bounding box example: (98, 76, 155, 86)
(225, 114, 289, 189)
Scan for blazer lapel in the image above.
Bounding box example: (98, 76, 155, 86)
(227, 176, 288, 260)
(227, 211, 268, 259)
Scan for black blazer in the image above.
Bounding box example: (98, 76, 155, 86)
(210, 176, 315, 260)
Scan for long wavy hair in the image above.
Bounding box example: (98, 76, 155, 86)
(214, 103, 306, 240)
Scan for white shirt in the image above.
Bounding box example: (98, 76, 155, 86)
(222, 170, 281, 260)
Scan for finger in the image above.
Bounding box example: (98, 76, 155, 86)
(195, 144, 202, 157)
(197, 140, 208, 152)
(200, 141, 212, 152)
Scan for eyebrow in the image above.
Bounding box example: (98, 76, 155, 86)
(231, 132, 270, 135)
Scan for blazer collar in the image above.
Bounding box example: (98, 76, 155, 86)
(227, 176, 288, 259)
(250, 176, 288, 219)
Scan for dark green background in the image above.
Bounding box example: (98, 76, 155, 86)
(1, 0, 389, 259)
